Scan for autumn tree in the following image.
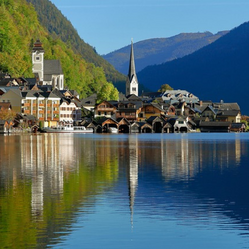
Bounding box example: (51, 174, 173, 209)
(158, 84, 173, 92)
(0, 109, 16, 121)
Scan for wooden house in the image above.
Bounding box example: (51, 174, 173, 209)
(115, 101, 142, 122)
(94, 101, 117, 119)
(140, 103, 165, 121)
(146, 116, 166, 133)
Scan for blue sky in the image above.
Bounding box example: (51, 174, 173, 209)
(49, 0, 249, 55)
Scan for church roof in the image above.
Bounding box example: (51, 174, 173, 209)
(44, 60, 63, 75)
(127, 41, 138, 83)
(32, 39, 44, 52)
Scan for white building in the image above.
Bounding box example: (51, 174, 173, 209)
(32, 40, 64, 90)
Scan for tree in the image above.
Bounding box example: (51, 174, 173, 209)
(158, 84, 173, 92)
(97, 82, 119, 103)
(0, 109, 16, 121)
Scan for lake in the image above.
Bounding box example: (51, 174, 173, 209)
(1, 132, 249, 248)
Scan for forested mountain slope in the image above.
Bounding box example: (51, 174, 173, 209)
(26, 0, 126, 84)
(0, 0, 113, 98)
(137, 22, 249, 114)
(103, 32, 228, 74)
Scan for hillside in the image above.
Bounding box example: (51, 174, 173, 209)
(137, 22, 249, 114)
(103, 32, 228, 74)
(0, 0, 113, 98)
(26, 0, 126, 84)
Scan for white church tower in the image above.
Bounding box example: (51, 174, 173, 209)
(126, 39, 139, 96)
(31, 39, 64, 90)
(32, 39, 44, 82)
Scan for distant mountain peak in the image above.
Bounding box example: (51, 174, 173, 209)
(103, 31, 228, 75)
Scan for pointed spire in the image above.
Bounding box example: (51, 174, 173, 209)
(126, 39, 139, 96)
(128, 39, 137, 82)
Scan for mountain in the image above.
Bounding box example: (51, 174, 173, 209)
(26, 0, 126, 84)
(137, 22, 249, 114)
(103, 32, 228, 75)
(0, 0, 113, 98)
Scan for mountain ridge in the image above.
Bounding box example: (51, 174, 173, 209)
(103, 31, 228, 75)
(137, 21, 249, 114)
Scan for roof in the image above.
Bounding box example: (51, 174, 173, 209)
(44, 60, 63, 75)
(199, 121, 231, 127)
(32, 39, 44, 52)
(146, 116, 165, 125)
(230, 123, 246, 128)
(127, 41, 138, 83)
(216, 110, 240, 116)
(202, 105, 217, 114)
(81, 94, 97, 106)
(126, 94, 141, 101)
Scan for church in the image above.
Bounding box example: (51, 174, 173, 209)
(32, 39, 64, 90)
(126, 40, 139, 96)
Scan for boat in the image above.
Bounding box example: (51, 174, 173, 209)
(42, 125, 93, 133)
(107, 127, 119, 133)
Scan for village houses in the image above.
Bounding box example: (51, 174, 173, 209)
(0, 39, 246, 133)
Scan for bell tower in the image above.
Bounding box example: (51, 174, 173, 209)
(32, 39, 44, 82)
(126, 39, 139, 96)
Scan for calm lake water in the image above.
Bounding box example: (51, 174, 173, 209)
(1, 132, 249, 248)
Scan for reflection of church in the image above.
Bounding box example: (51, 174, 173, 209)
(32, 39, 64, 90)
(127, 136, 139, 226)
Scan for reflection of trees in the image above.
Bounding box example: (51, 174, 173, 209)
(0, 134, 119, 248)
(133, 135, 249, 234)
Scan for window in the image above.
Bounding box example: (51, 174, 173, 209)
(36, 56, 40, 61)
(132, 87, 136, 92)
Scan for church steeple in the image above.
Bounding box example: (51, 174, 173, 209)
(126, 39, 139, 96)
(32, 39, 44, 82)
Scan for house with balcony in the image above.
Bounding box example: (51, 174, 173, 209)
(0, 89, 61, 127)
(59, 98, 82, 125)
(21, 91, 61, 127)
(94, 101, 117, 119)
(115, 101, 143, 122)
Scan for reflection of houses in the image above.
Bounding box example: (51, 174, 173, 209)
(19, 134, 79, 217)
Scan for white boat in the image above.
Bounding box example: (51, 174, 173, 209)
(107, 127, 118, 133)
(43, 125, 93, 133)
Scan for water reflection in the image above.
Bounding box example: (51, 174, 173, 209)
(0, 133, 249, 248)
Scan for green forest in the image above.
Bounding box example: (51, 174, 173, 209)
(0, 0, 121, 98)
(26, 0, 126, 85)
